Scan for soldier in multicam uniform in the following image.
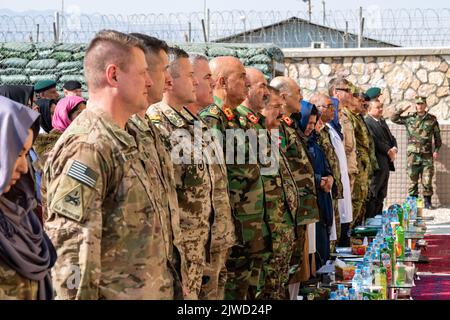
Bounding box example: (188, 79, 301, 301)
(147, 47, 218, 300)
(309, 93, 343, 249)
(391, 96, 442, 209)
(270, 76, 319, 298)
(199, 57, 272, 300)
(186, 53, 236, 300)
(44, 30, 179, 299)
(128, 33, 187, 298)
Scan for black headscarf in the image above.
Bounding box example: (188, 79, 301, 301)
(0, 96, 56, 300)
(34, 99, 55, 133)
(0, 85, 35, 107)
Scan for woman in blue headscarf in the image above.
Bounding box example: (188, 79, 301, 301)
(0, 96, 56, 300)
(298, 100, 334, 267)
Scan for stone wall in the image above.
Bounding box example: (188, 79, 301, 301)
(283, 48, 450, 120)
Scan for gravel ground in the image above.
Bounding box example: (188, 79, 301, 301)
(423, 207, 450, 225)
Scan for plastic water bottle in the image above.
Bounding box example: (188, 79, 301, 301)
(329, 291, 338, 300)
(396, 225, 405, 259)
(362, 266, 373, 287)
(410, 201, 417, 221)
(337, 284, 346, 298)
(352, 268, 363, 294)
(349, 288, 358, 300)
(380, 243, 393, 285)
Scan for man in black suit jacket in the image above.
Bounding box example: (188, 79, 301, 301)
(364, 87, 398, 219)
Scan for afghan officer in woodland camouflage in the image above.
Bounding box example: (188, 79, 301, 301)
(44, 31, 180, 299)
(309, 92, 343, 246)
(186, 53, 236, 300)
(257, 85, 298, 299)
(199, 57, 272, 300)
(235, 69, 297, 299)
(270, 76, 320, 296)
(148, 47, 219, 299)
(391, 96, 442, 209)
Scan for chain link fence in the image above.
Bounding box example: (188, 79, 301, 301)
(1, 8, 450, 47)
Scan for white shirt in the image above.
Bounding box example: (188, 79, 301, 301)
(327, 123, 353, 224)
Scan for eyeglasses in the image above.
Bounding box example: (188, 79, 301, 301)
(317, 104, 335, 109)
(335, 88, 350, 92)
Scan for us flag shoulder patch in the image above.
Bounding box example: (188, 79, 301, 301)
(67, 160, 98, 188)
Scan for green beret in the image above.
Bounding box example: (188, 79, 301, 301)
(415, 96, 427, 104)
(34, 79, 57, 93)
(365, 87, 381, 101)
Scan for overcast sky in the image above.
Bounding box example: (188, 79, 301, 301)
(1, 0, 447, 14)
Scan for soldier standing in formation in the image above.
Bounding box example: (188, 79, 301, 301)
(186, 53, 236, 300)
(199, 57, 272, 300)
(391, 96, 442, 209)
(44, 30, 180, 299)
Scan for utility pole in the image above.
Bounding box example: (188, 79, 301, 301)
(358, 6, 364, 48)
(60, 0, 64, 42)
(308, 0, 312, 22)
(322, 1, 326, 25)
(302, 0, 312, 23)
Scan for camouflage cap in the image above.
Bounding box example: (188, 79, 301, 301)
(415, 96, 427, 104)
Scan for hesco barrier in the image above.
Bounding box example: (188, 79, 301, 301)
(0, 42, 285, 98)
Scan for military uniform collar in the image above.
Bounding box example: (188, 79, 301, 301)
(155, 101, 190, 128)
(129, 114, 151, 132)
(237, 104, 262, 124)
(89, 107, 137, 147)
(213, 96, 236, 121)
(180, 107, 198, 123)
(281, 115, 294, 127)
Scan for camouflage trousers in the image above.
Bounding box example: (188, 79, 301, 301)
(407, 152, 434, 197)
(199, 249, 230, 300)
(351, 163, 369, 228)
(185, 262, 204, 300)
(257, 225, 296, 300)
(288, 225, 307, 284)
(224, 255, 265, 300)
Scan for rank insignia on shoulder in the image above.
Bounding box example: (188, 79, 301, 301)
(282, 115, 293, 126)
(247, 113, 260, 124)
(223, 107, 235, 121)
(148, 114, 161, 122)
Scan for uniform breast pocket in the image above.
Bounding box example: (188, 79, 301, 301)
(116, 163, 157, 228)
(181, 163, 207, 189)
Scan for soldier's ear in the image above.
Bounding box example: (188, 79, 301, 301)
(105, 64, 119, 87)
(219, 76, 227, 89)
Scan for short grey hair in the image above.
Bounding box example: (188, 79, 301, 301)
(188, 52, 208, 66)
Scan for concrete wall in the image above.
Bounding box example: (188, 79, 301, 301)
(283, 48, 450, 120)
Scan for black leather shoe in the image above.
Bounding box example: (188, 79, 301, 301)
(424, 196, 433, 209)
